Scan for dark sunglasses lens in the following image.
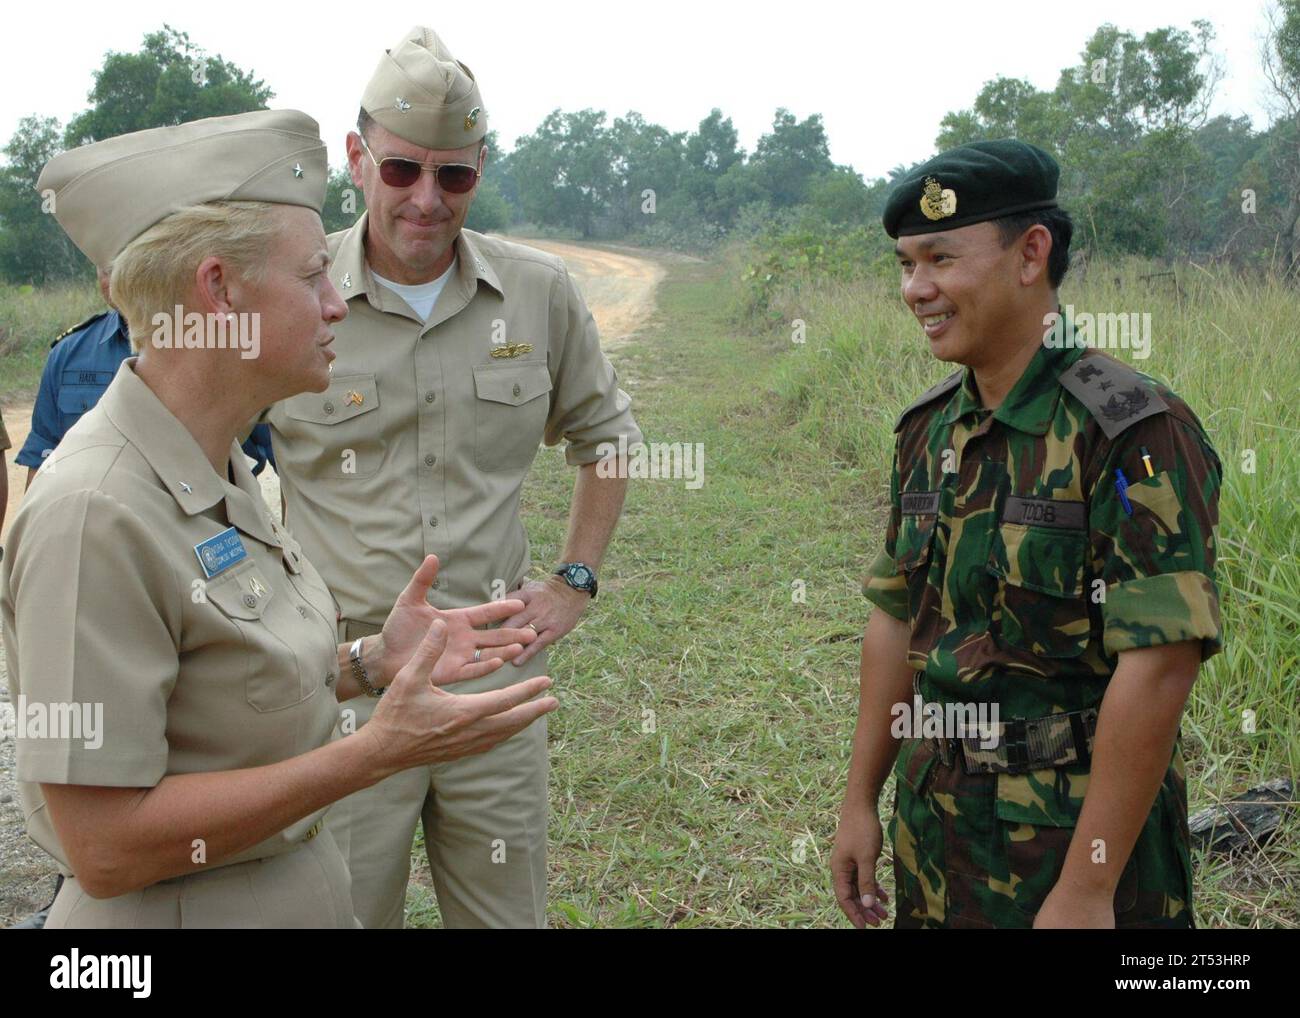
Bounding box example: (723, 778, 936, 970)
(379, 158, 422, 188)
(436, 164, 479, 194)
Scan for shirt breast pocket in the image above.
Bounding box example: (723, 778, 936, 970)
(472, 362, 553, 472)
(280, 373, 383, 480)
(206, 563, 319, 713)
(986, 515, 1092, 659)
(896, 510, 938, 621)
(56, 384, 107, 426)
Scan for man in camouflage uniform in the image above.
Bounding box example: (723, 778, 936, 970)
(830, 140, 1223, 929)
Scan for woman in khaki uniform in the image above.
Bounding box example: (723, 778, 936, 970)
(0, 110, 556, 928)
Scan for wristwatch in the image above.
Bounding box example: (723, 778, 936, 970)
(553, 562, 598, 599)
(349, 637, 384, 697)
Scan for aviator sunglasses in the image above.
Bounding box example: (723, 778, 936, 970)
(359, 136, 481, 193)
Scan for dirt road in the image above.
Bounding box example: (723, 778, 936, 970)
(0, 236, 671, 923)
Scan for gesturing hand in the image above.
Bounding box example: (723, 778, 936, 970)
(378, 555, 538, 687)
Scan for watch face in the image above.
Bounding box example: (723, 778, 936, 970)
(573, 566, 592, 586)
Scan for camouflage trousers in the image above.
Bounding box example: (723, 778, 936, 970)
(889, 736, 1196, 928)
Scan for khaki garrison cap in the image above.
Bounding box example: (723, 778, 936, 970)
(361, 25, 487, 149)
(36, 109, 328, 267)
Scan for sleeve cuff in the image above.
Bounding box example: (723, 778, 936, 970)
(1102, 570, 1223, 661)
(565, 424, 646, 467)
(16, 745, 168, 787)
(15, 430, 59, 468)
(862, 547, 908, 620)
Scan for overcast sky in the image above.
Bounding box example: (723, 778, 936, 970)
(0, 0, 1280, 179)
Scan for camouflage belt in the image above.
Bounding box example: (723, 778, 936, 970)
(955, 709, 1098, 775)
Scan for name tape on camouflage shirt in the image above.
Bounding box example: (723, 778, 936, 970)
(1001, 495, 1086, 530)
(900, 491, 940, 515)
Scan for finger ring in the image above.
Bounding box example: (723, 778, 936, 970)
(473, 649, 482, 663)
(527, 622, 539, 632)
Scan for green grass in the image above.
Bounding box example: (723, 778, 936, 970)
(403, 251, 1296, 928)
(0, 280, 101, 398)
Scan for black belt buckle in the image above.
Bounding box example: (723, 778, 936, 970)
(1003, 717, 1030, 774)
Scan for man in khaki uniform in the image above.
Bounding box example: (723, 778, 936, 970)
(265, 26, 642, 928)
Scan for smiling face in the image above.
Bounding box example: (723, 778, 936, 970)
(896, 221, 1039, 369)
(237, 205, 347, 398)
(347, 122, 486, 284)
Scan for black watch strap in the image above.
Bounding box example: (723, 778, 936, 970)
(553, 562, 598, 599)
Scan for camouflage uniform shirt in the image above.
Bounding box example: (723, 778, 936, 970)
(862, 328, 1223, 928)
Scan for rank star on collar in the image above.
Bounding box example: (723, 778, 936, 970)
(293, 163, 303, 178)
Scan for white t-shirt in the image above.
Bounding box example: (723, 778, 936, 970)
(371, 258, 457, 320)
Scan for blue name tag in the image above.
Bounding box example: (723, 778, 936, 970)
(194, 527, 248, 579)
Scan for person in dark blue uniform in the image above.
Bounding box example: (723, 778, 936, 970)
(16, 268, 276, 489)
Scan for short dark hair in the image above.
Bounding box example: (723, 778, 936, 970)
(993, 206, 1073, 288)
(356, 107, 374, 142)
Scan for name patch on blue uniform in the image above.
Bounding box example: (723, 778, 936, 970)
(194, 527, 248, 579)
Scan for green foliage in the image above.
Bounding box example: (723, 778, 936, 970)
(64, 26, 273, 146)
(738, 222, 892, 321)
(0, 117, 87, 284)
(0, 25, 275, 284)
(322, 166, 364, 236)
(466, 176, 510, 234)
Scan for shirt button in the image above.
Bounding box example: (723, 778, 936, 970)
(296, 605, 308, 618)
(242, 593, 258, 608)
(424, 391, 436, 403)
(428, 516, 438, 528)
(323, 400, 335, 415)
(424, 453, 436, 466)
(431, 580, 440, 590)
(325, 673, 336, 688)
(512, 383, 521, 398)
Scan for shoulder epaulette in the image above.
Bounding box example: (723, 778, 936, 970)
(50, 310, 109, 349)
(894, 368, 963, 432)
(1058, 349, 1168, 440)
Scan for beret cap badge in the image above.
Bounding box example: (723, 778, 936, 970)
(919, 176, 957, 221)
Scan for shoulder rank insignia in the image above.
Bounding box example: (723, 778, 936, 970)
(894, 368, 964, 432)
(1059, 351, 1168, 439)
(490, 342, 534, 360)
(919, 177, 957, 221)
(51, 311, 108, 348)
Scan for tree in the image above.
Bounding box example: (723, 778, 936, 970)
(0, 116, 86, 283)
(680, 109, 745, 225)
(608, 112, 685, 233)
(747, 108, 834, 209)
(1263, 0, 1300, 275)
(64, 26, 273, 146)
(510, 109, 616, 237)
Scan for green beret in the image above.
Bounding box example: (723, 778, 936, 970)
(882, 138, 1059, 239)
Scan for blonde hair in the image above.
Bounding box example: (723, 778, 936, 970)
(109, 201, 282, 351)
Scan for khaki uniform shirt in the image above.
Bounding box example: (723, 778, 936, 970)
(1, 360, 342, 875)
(265, 218, 643, 621)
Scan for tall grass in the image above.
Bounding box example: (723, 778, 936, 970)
(0, 280, 102, 398)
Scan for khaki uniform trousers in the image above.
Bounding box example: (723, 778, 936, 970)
(331, 620, 549, 929)
(45, 827, 358, 929)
